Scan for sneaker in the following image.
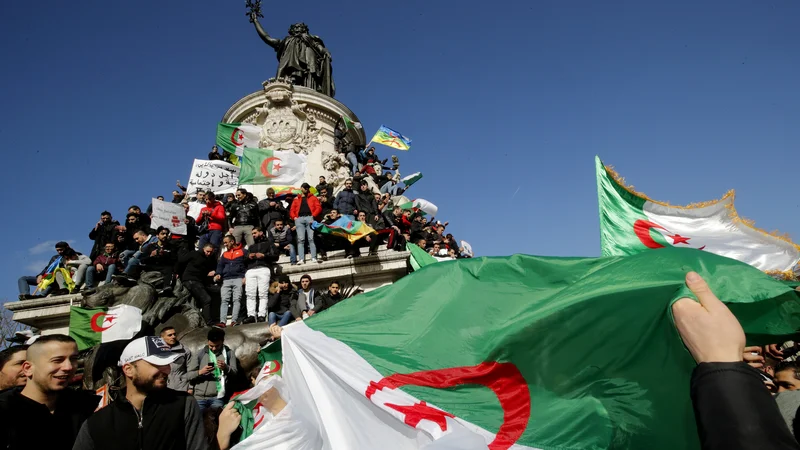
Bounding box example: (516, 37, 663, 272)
(312, 258, 320, 264)
(229, 321, 238, 327)
(214, 322, 227, 328)
(320, 253, 328, 261)
(17, 294, 25, 301)
(242, 316, 256, 325)
(257, 316, 266, 323)
(368, 251, 378, 256)
(346, 254, 353, 259)
(297, 260, 305, 265)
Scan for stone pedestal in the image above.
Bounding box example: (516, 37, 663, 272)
(225, 79, 366, 198)
(4, 249, 411, 333)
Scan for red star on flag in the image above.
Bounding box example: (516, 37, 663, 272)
(384, 401, 454, 432)
(272, 163, 282, 172)
(669, 234, 691, 245)
(104, 315, 117, 324)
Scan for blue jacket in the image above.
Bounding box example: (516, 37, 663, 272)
(333, 189, 357, 215)
(216, 244, 247, 280)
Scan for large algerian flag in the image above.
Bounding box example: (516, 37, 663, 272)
(69, 304, 142, 351)
(597, 156, 800, 276)
(217, 123, 261, 157)
(279, 248, 800, 449)
(239, 148, 307, 186)
(407, 243, 437, 271)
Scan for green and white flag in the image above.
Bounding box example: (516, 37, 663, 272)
(597, 156, 800, 275)
(69, 304, 142, 351)
(239, 148, 307, 186)
(217, 123, 261, 157)
(279, 248, 799, 449)
(406, 243, 437, 271)
(400, 172, 423, 188)
(342, 116, 362, 130)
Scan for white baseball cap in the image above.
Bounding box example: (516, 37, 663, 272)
(119, 336, 181, 367)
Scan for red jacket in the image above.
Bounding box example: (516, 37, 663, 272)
(200, 200, 227, 231)
(290, 194, 322, 220)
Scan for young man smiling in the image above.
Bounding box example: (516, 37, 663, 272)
(0, 335, 100, 450)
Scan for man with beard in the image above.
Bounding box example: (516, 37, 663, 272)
(0, 335, 100, 450)
(72, 336, 207, 450)
(88, 211, 120, 260)
(0, 345, 27, 391)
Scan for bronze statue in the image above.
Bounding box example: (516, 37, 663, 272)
(247, 0, 335, 97)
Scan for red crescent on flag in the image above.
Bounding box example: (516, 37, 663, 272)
(260, 157, 281, 178)
(365, 361, 530, 450)
(231, 128, 245, 146)
(90, 312, 114, 332)
(263, 360, 281, 375)
(633, 220, 668, 249)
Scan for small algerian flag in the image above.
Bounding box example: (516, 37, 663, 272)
(239, 148, 307, 186)
(69, 304, 142, 351)
(596, 156, 800, 274)
(400, 172, 423, 188)
(460, 240, 474, 257)
(398, 198, 438, 217)
(281, 248, 800, 449)
(342, 115, 362, 130)
(216, 123, 261, 157)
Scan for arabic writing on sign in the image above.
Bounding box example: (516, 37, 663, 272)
(186, 159, 240, 195)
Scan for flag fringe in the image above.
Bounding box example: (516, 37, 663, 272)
(604, 164, 731, 209)
(604, 162, 800, 274)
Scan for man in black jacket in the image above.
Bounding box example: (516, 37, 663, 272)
(72, 336, 207, 450)
(178, 244, 218, 326)
(229, 188, 260, 247)
(311, 280, 343, 315)
(140, 227, 178, 293)
(673, 272, 800, 450)
(243, 227, 278, 323)
(173, 200, 198, 258)
(268, 275, 295, 326)
(0, 335, 100, 450)
(257, 188, 290, 231)
(88, 211, 121, 260)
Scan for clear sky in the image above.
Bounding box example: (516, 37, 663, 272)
(1, 0, 798, 303)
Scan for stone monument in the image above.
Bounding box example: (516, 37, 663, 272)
(226, 78, 365, 198)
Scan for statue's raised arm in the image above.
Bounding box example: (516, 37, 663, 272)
(249, 11, 280, 50)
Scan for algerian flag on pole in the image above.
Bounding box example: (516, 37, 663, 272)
(239, 148, 307, 186)
(342, 115, 362, 130)
(596, 156, 800, 275)
(400, 172, 423, 188)
(217, 123, 261, 157)
(69, 304, 142, 351)
(280, 248, 800, 449)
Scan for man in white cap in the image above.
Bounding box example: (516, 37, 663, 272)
(72, 336, 208, 450)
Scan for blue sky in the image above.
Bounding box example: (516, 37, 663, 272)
(1, 0, 798, 302)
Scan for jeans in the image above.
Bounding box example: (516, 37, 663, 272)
(268, 311, 293, 326)
(124, 252, 142, 275)
(17, 276, 54, 296)
(295, 216, 316, 261)
(220, 278, 243, 323)
(381, 181, 401, 196)
(184, 280, 213, 324)
(119, 249, 136, 266)
(346, 152, 359, 175)
(198, 230, 223, 251)
(85, 264, 117, 289)
(196, 398, 225, 412)
(283, 243, 298, 264)
(245, 267, 270, 318)
(231, 225, 255, 248)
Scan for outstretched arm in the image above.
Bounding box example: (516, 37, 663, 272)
(251, 13, 280, 49)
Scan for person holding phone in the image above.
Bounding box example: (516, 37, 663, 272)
(187, 328, 238, 412)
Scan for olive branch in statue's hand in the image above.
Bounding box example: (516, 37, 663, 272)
(245, 0, 263, 23)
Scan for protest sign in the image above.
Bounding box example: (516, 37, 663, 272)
(150, 198, 187, 235)
(186, 159, 239, 196)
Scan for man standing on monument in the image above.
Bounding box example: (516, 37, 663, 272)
(249, 7, 335, 97)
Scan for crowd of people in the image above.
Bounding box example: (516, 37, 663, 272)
(15, 139, 469, 328)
